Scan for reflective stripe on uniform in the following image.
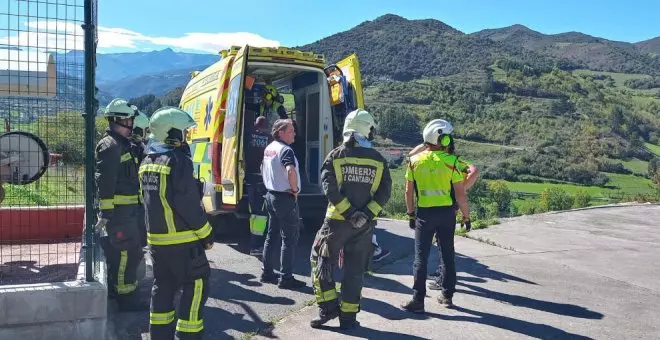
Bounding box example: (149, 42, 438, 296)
(159, 171, 177, 234)
(100, 199, 114, 210)
(325, 197, 352, 220)
(116, 250, 137, 295)
(249, 214, 268, 236)
(340, 301, 360, 313)
(150, 310, 175, 325)
(147, 222, 212, 246)
(176, 279, 205, 333)
(310, 258, 338, 303)
(139, 163, 172, 175)
(367, 201, 382, 216)
(176, 319, 203, 333)
(100, 195, 138, 210)
(420, 189, 446, 197)
(120, 153, 133, 162)
(114, 194, 139, 205)
(332, 157, 384, 194)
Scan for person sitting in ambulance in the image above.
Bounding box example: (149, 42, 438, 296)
(260, 85, 289, 130)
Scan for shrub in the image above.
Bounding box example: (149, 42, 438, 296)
(540, 187, 574, 212)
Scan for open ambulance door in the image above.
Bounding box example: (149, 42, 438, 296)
(324, 53, 365, 146)
(220, 45, 249, 209)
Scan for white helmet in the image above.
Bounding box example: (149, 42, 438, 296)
(343, 109, 377, 139)
(422, 119, 453, 146)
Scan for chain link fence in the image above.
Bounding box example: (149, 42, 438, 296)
(0, 0, 98, 285)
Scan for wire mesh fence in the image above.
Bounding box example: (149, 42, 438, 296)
(0, 0, 95, 285)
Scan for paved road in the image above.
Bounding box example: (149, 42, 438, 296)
(259, 204, 660, 340)
(109, 204, 660, 339)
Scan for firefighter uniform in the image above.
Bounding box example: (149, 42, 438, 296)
(310, 109, 391, 329)
(95, 128, 143, 306)
(140, 107, 214, 340)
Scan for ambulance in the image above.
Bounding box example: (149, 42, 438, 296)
(180, 45, 364, 230)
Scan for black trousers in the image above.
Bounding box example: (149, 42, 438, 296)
(149, 243, 210, 340)
(412, 206, 456, 301)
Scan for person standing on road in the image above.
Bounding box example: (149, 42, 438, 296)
(94, 98, 147, 312)
(247, 116, 273, 256)
(140, 107, 215, 340)
(309, 109, 392, 330)
(401, 119, 471, 313)
(407, 120, 478, 286)
(260, 118, 306, 289)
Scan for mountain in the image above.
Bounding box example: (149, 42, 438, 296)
(297, 14, 571, 81)
(636, 37, 660, 56)
(472, 25, 660, 75)
(99, 64, 209, 100)
(95, 48, 218, 84)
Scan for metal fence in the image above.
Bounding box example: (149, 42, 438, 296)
(0, 0, 98, 285)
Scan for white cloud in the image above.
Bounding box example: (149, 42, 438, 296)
(0, 21, 280, 54)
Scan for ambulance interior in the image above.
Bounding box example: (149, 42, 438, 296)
(243, 62, 333, 194)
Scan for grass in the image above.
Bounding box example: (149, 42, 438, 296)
(645, 143, 660, 157)
(503, 172, 656, 201)
(2, 168, 84, 206)
(572, 69, 651, 88)
(612, 158, 650, 175)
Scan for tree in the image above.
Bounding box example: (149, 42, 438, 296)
(650, 157, 660, 184)
(372, 105, 420, 145)
(573, 189, 591, 208)
(487, 180, 512, 217)
(540, 187, 574, 212)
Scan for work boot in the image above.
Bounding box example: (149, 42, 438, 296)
(310, 302, 340, 328)
(260, 271, 279, 284)
(400, 298, 425, 313)
(279, 276, 306, 289)
(339, 312, 360, 330)
(427, 281, 442, 290)
(437, 293, 454, 307)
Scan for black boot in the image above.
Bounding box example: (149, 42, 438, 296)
(339, 312, 360, 330)
(401, 298, 425, 313)
(310, 301, 340, 328)
(437, 293, 453, 307)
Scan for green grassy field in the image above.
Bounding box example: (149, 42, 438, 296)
(646, 143, 660, 157)
(3, 169, 85, 206)
(572, 69, 651, 88)
(613, 158, 650, 174)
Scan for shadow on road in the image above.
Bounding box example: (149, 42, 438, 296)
(457, 282, 604, 320)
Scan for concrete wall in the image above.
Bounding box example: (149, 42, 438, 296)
(0, 246, 108, 340)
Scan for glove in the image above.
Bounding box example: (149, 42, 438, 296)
(349, 211, 369, 229)
(95, 217, 109, 233)
(462, 216, 472, 232)
(407, 212, 416, 230)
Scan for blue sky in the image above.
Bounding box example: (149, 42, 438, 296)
(4, 0, 657, 55)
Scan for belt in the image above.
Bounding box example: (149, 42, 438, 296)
(267, 190, 295, 197)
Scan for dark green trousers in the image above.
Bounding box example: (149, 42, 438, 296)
(310, 218, 375, 316)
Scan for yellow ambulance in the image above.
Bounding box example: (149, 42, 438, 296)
(180, 45, 364, 229)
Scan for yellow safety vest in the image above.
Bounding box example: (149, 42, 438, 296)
(405, 150, 465, 207)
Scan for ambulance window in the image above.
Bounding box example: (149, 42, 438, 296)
(224, 75, 241, 138)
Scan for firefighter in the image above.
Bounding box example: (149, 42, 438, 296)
(94, 98, 146, 311)
(259, 84, 288, 130)
(131, 107, 150, 248)
(140, 106, 214, 340)
(401, 119, 472, 313)
(310, 109, 392, 330)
